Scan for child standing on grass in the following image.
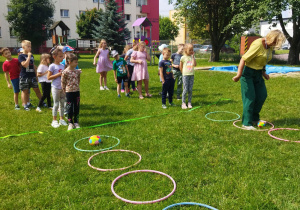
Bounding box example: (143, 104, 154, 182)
(48, 48, 67, 128)
(121, 45, 133, 93)
(232, 30, 286, 130)
(93, 39, 112, 90)
(130, 41, 151, 99)
(111, 50, 130, 98)
(1, 47, 21, 110)
(158, 44, 169, 95)
(171, 44, 184, 100)
(124, 40, 138, 92)
(36, 53, 52, 112)
(159, 48, 175, 109)
(18, 40, 42, 111)
(180, 43, 197, 109)
(61, 53, 82, 131)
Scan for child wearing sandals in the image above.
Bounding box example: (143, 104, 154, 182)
(93, 39, 112, 90)
(130, 41, 152, 99)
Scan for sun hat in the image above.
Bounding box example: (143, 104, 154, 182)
(158, 44, 169, 52)
(111, 50, 119, 57)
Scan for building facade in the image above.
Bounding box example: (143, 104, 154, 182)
(0, 0, 159, 48)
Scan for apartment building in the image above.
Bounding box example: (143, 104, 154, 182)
(0, 0, 159, 48)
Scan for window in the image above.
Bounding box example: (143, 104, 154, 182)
(93, 0, 105, 3)
(9, 27, 16, 37)
(136, 15, 146, 19)
(79, 10, 86, 15)
(60, 9, 69, 17)
(136, 0, 147, 6)
(125, 14, 130, 21)
(124, 0, 130, 3)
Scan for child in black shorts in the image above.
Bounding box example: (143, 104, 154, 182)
(112, 50, 130, 98)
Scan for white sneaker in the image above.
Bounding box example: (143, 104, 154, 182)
(68, 123, 74, 131)
(242, 125, 257, 130)
(74, 123, 80, 129)
(51, 120, 60, 128)
(188, 103, 192, 109)
(182, 103, 187, 109)
(104, 86, 109, 90)
(36, 107, 42, 112)
(100, 86, 104, 90)
(59, 119, 68, 126)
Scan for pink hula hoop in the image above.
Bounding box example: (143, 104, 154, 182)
(111, 169, 177, 204)
(233, 120, 274, 131)
(88, 149, 142, 172)
(268, 128, 300, 143)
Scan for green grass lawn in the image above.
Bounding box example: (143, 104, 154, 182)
(0, 54, 299, 209)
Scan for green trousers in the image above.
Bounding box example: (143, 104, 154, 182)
(240, 66, 267, 126)
(172, 69, 182, 97)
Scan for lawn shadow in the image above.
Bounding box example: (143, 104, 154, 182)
(271, 118, 300, 127)
(80, 104, 133, 118)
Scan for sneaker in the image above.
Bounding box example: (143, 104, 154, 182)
(51, 120, 60, 128)
(177, 96, 181, 100)
(68, 123, 74, 131)
(242, 125, 257, 130)
(15, 104, 20, 110)
(182, 103, 187, 109)
(104, 86, 109, 90)
(121, 89, 125, 93)
(169, 103, 176, 106)
(100, 86, 104, 90)
(162, 104, 167, 109)
(24, 105, 30, 111)
(188, 103, 193, 109)
(132, 88, 137, 91)
(59, 119, 68, 126)
(28, 103, 35, 108)
(126, 93, 131, 98)
(118, 94, 121, 98)
(36, 107, 42, 112)
(74, 123, 80, 129)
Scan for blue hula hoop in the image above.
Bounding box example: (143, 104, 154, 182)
(163, 202, 218, 210)
(73, 135, 120, 152)
(205, 111, 240, 122)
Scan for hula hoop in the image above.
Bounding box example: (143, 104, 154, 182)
(205, 111, 240, 122)
(268, 128, 300, 143)
(111, 169, 176, 204)
(88, 149, 142, 171)
(73, 135, 120, 152)
(233, 120, 274, 131)
(163, 202, 218, 210)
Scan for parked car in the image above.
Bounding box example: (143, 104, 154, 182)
(221, 44, 235, 53)
(281, 44, 290, 50)
(199, 45, 212, 53)
(193, 44, 202, 52)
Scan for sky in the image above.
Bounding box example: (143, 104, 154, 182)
(159, 0, 175, 17)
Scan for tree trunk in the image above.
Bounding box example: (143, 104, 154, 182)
(210, 47, 220, 62)
(288, 44, 299, 65)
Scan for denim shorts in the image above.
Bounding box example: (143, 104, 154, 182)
(19, 77, 39, 90)
(11, 78, 20, 93)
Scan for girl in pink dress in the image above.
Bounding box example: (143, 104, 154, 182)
(130, 41, 151, 99)
(93, 39, 113, 90)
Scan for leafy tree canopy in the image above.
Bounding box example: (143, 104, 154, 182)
(6, 0, 54, 51)
(159, 16, 179, 41)
(76, 8, 103, 39)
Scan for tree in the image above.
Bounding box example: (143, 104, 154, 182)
(257, 0, 300, 65)
(92, 0, 130, 53)
(159, 16, 179, 40)
(76, 8, 103, 39)
(6, 0, 54, 51)
(170, 0, 261, 62)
